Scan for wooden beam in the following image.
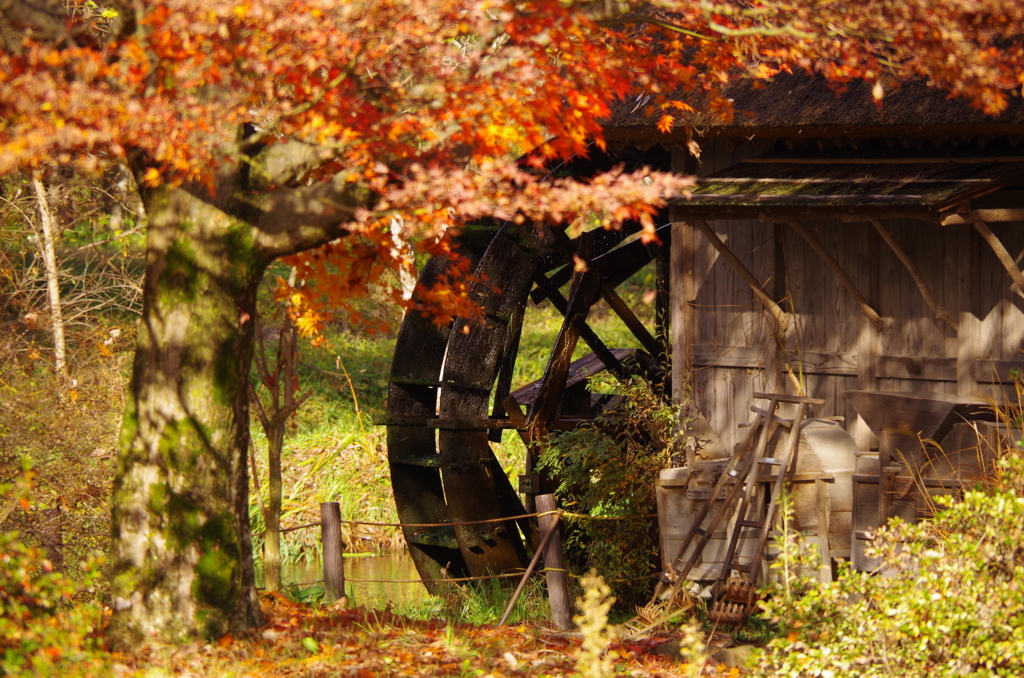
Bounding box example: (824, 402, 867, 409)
(973, 358, 1024, 384)
(692, 346, 860, 376)
(671, 206, 943, 220)
(509, 348, 635, 408)
(935, 169, 1024, 212)
(742, 156, 1024, 165)
(598, 224, 671, 289)
(941, 209, 1024, 225)
(865, 217, 959, 332)
(784, 219, 884, 332)
(489, 299, 525, 441)
(692, 344, 857, 376)
(874, 356, 957, 382)
(689, 193, 936, 203)
(691, 219, 791, 335)
(533, 272, 628, 382)
(690, 344, 972, 383)
(704, 177, 994, 185)
(530, 222, 672, 305)
(379, 415, 511, 429)
(382, 413, 600, 432)
(600, 283, 662, 358)
(972, 220, 1024, 294)
(527, 269, 603, 429)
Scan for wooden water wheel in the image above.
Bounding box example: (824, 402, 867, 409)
(384, 147, 674, 589)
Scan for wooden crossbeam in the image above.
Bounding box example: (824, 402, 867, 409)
(526, 268, 604, 430)
(784, 219, 884, 332)
(858, 216, 959, 332)
(691, 219, 791, 335)
(941, 209, 1024, 225)
(972, 220, 1024, 294)
(533, 273, 628, 382)
(600, 283, 662, 358)
(742, 156, 1024, 164)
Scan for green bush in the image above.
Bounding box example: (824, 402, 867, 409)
(757, 456, 1024, 678)
(538, 378, 685, 608)
(0, 528, 109, 676)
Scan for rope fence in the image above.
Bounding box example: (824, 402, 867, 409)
(264, 496, 576, 629)
(275, 509, 654, 535)
(280, 568, 574, 590)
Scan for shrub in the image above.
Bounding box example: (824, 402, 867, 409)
(0, 529, 109, 677)
(574, 570, 616, 678)
(756, 457, 1024, 678)
(538, 377, 686, 608)
(0, 475, 110, 677)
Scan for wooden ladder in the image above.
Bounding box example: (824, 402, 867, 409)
(653, 393, 825, 610)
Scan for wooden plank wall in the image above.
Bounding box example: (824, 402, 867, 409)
(671, 141, 1024, 452)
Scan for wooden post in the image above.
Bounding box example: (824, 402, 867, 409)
(499, 505, 562, 626)
(785, 220, 884, 332)
(813, 479, 832, 584)
(691, 219, 791, 336)
(868, 217, 959, 331)
(536, 494, 571, 630)
(320, 502, 345, 602)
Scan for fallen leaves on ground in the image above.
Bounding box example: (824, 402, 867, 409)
(113, 592, 746, 677)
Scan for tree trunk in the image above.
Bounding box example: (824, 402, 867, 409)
(107, 149, 368, 645)
(31, 171, 66, 379)
(263, 417, 284, 591)
(250, 311, 305, 593)
(109, 184, 270, 644)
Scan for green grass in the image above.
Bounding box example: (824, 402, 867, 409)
(393, 576, 563, 626)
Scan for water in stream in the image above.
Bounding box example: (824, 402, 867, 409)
(270, 550, 430, 610)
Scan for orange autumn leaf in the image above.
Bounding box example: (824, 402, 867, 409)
(141, 167, 162, 188)
(5, 0, 1016, 337)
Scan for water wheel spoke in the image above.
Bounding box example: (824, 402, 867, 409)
(387, 181, 674, 586)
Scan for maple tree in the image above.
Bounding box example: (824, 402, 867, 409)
(1, 0, 1023, 645)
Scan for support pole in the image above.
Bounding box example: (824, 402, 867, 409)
(320, 502, 345, 602)
(31, 171, 66, 380)
(536, 494, 571, 630)
(691, 219, 791, 336)
(864, 217, 959, 332)
(972, 220, 1024, 294)
(784, 220, 884, 332)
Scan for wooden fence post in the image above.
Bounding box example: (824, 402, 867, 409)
(536, 494, 572, 630)
(320, 502, 345, 602)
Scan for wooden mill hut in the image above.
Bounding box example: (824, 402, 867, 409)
(607, 74, 1024, 575)
(385, 72, 1024, 589)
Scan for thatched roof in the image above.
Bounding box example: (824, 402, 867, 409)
(606, 73, 1024, 139)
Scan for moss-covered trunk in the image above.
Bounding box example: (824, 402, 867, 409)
(109, 184, 270, 643)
